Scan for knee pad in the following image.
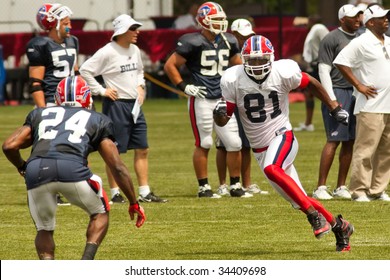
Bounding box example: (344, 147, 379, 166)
(264, 164, 280, 181)
(200, 135, 213, 149)
(224, 136, 242, 152)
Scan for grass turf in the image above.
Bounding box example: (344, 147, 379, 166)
(0, 98, 389, 260)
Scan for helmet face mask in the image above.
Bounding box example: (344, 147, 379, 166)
(36, 3, 73, 31)
(196, 2, 228, 34)
(241, 35, 275, 80)
(55, 76, 91, 108)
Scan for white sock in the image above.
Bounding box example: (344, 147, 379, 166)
(110, 187, 120, 198)
(139, 185, 151, 197)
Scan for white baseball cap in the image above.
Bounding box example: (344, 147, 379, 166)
(363, 5, 390, 25)
(231, 19, 255, 37)
(111, 14, 142, 40)
(338, 4, 363, 20)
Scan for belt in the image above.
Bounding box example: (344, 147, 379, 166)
(117, 98, 136, 102)
(252, 147, 268, 153)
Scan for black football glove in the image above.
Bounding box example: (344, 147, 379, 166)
(17, 161, 27, 177)
(330, 105, 349, 126)
(213, 100, 227, 116)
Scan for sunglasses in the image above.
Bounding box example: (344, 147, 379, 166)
(128, 25, 139, 31)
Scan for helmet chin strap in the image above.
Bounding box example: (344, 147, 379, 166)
(220, 33, 231, 50)
(56, 20, 62, 39)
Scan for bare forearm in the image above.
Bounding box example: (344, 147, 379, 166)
(32, 91, 46, 107)
(307, 75, 338, 111)
(109, 166, 138, 204)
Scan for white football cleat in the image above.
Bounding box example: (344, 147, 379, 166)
(313, 185, 333, 200)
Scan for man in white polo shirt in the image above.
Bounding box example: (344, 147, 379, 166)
(334, 5, 390, 202)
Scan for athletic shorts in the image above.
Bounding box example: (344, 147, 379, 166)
(321, 87, 356, 142)
(102, 98, 148, 153)
(28, 175, 110, 231)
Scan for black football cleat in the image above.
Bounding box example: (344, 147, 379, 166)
(332, 214, 354, 252)
(307, 210, 331, 239)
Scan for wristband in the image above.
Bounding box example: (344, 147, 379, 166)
(177, 81, 187, 91)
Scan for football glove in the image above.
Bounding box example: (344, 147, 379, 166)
(129, 202, 146, 228)
(184, 84, 207, 99)
(17, 161, 27, 177)
(213, 99, 227, 116)
(330, 105, 349, 126)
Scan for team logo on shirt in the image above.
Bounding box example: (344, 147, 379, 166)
(120, 63, 137, 73)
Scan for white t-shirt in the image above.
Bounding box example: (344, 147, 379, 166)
(221, 60, 303, 148)
(302, 23, 329, 64)
(334, 29, 390, 114)
(172, 14, 198, 30)
(79, 42, 144, 99)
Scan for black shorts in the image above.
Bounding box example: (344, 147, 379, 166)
(102, 98, 148, 153)
(321, 88, 356, 142)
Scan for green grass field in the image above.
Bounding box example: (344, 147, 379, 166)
(0, 98, 389, 260)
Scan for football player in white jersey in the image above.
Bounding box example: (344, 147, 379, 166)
(214, 35, 354, 252)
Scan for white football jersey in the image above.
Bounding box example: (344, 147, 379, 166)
(221, 59, 303, 148)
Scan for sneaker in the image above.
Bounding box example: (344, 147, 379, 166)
(198, 184, 221, 198)
(293, 123, 314, 132)
(110, 193, 126, 204)
(217, 184, 230, 196)
(313, 185, 333, 200)
(377, 192, 390, 201)
(229, 183, 253, 198)
(353, 195, 371, 202)
(139, 192, 168, 203)
(243, 184, 269, 195)
(307, 210, 331, 239)
(332, 214, 354, 252)
(333, 186, 352, 199)
(57, 195, 71, 206)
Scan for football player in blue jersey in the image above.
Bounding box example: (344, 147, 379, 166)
(27, 3, 79, 107)
(27, 3, 80, 205)
(2, 76, 146, 260)
(164, 2, 251, 198)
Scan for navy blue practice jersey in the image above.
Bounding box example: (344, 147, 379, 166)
(176, 32, 240, 99)
(25, 106, 114, 164)
(26, 36, 79, 103)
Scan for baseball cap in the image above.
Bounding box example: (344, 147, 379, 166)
(363, 5, 390, 25)
(111, 14, 142, 40)
(231, 19, 255, 37)
(338, 4, 363, 20)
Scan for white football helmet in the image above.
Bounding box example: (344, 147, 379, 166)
(241, 35, 275, 80)
(196, 2, 228, 34)
(36, 3, 73, 31)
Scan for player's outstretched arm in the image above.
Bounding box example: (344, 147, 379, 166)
(98, 138, 146, 227)
(306, 74, 349, 125)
